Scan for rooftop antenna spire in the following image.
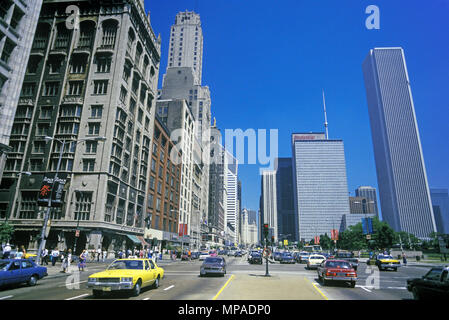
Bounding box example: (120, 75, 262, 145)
(322, 89, 329, 140)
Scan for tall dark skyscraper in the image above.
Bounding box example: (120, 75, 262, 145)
(430, 189, 449, 234)
(362, 47, 436, 238)
(275, 158, 296, 243)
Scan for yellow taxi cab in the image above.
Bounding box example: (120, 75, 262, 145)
(24, 253, 37, 259)
(375, 254, 401, 271)
(87, 258, 164, 297)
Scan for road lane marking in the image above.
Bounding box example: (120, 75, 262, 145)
(164, 285, 175, 291)
(0, 295, 13, 300)
(59, 280, 88, 287)
(143, 297, 151, 300)
(212, 275, 235, 300)
(358, 286, 373, 293)
(387, 287, 407, 290)
(304, 277, 328, 300)
(65, 293, 89, 300)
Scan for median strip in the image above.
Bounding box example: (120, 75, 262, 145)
(212, 275, 235, 300)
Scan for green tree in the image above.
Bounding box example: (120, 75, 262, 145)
(319, 233, 332, 250)
(372, 218, 395, 250)
(0, 222, 14, 244)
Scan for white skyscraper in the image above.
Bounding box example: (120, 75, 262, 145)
(167, 11, 203, 85)
(292, 133, 350, 242)
(261, 170, 278, 243)
(225, 150, 239, 246)
(362, 47, 436, 239)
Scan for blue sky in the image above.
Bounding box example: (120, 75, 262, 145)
(146, 0, 449, 218)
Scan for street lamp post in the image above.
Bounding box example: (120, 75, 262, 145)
(35, 136, 106, 265)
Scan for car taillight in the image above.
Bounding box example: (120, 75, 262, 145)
(346, 273, 356, 277)
(326, 272, 336, 276)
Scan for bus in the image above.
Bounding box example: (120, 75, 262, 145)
(303, 245, 322, 253)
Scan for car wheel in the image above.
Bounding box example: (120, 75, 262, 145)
(28, 275, 38, 286)
(153, 276, 160, 289)
(350, 281, 356, 288)
(412, 287, 421, 300)
(132, 280, 142, 297)
(92, 290, 103, 298)
(393, 268, 397, 272)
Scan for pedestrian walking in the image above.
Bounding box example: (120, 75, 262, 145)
(118, 250, 123, 259)
(41, 248, 49, 265)
(96, 247, 101, 262)
(402, 253, 407, 266)
(62, 249, 72, 273)
(15, 245, 25, 259)
(78, 250, 87, 271)
(102, 249, 107, 262)
(2, 243, 11, 259)
(51, 248, 59, 266)
(139, 249, 144, 259)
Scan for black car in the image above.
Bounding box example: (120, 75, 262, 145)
(407, 266, 449, 300)
(249, 253, 263, 264)
(200, 257, 227, 277)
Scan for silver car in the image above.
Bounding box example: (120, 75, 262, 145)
(200, 257, 227, 277)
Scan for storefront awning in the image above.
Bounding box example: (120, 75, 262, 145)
(126, 235, 141, 244)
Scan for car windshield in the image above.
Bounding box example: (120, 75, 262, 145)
(107, 260, 143, 270)
(311, 256, 324, 259)
(200, 253, 208, 256)
(0, 261, 10, 270)
(378, 255, 393, 260)
(204, 258, 222, 264)
(282, 253, 292, 257)
(326, 261, 351, 269)
(252, 253, 261, 257)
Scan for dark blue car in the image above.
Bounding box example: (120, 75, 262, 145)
(280, 252, 295, 264)
(0, 259, 47, 288)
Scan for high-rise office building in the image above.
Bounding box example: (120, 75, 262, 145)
(241, 208, 258, 247)
(225, 151, 238, 246)
(292, 133, 350, 242)
(0, 0, 161, 253)
(260, 170, 278, 243)
(430, 189, 449, 234)
(275, 158, 296, 242)
(167, 11, 203, 85)
(362, 47, 436, 238)
(355, 186, 379, 217)
(0, 0, 43, 181)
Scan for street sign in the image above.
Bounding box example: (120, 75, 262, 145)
(366, 234, 371, 240)
(283, 239, 288, 246)
(263, 248, 271, 258)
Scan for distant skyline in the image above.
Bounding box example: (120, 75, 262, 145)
(146, 0, 449, 219)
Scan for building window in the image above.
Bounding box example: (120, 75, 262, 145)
(101, 20, 118, 48)
(74, 192, 92, 220)
(1, 39, 16, 64)
(21, 83, 36, 96)
(19, 192, 38, 219)
(48, 55, 64, 74)
(67, 81, 83, 96)
(93, 80, 108, 95)
(88, 123, 100, 135)
(70, 54, 87, 73)
(43, 82, 59, 96)
(96, 54, 112, 73)
(91, 105, 103, 118)
(85, 141, 97, 153)
(82, 159, 95, 172)
(120, 86, 127, 104)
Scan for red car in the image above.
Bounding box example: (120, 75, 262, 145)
(317, 259, 357, 288)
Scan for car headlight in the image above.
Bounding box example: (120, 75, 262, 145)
(88, 278, 97, 283)
(121, 277, 133, 282)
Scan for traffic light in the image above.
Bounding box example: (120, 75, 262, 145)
(263, 224, 269, 239)
(271, 236, 275, 244)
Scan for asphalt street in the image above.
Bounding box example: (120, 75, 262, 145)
(0, 256, 436, 300)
